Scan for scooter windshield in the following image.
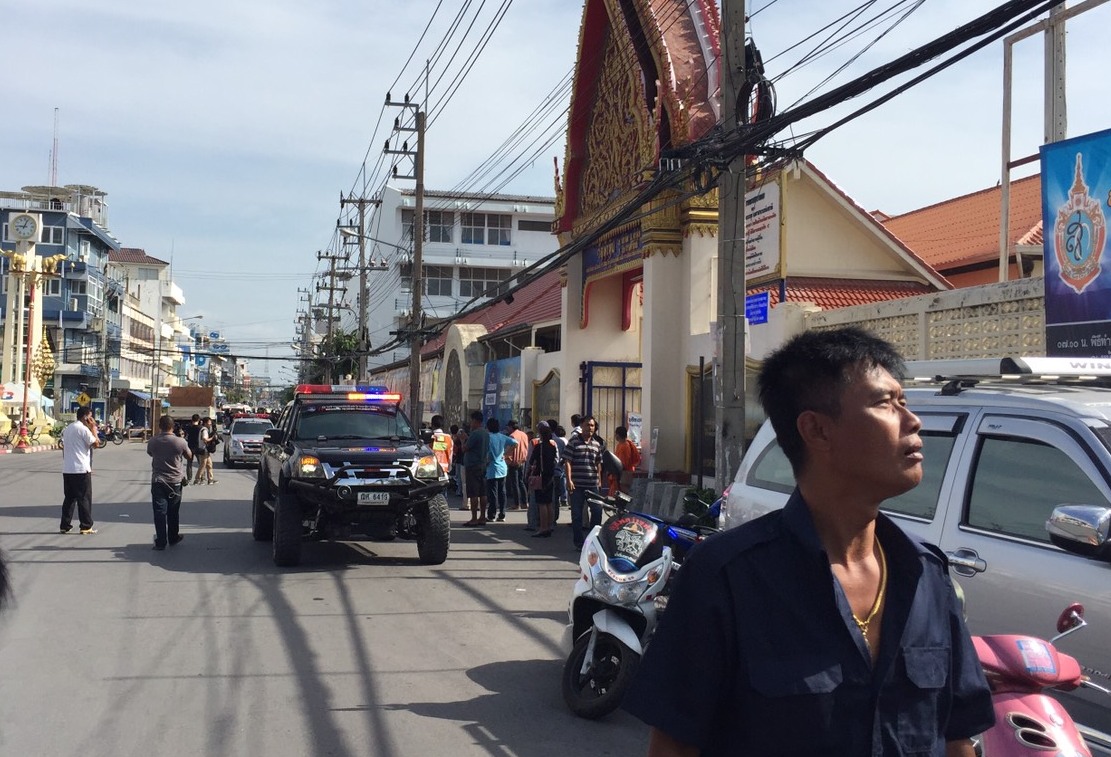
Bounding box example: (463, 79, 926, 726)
(599, 514, 662, 573)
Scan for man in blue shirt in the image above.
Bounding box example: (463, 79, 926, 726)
(623, 327, 993, 756)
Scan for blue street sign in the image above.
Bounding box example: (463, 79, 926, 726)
(196, 356, 207, 367)
(745, 291, 770, 325)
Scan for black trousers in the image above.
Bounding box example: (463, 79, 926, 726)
(61, 473, 93, 531)
(151, 480, 182, 548)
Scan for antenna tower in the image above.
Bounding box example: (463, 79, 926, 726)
(50, 108, 59, 186)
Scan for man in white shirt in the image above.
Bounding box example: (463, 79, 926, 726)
(60, 407, 100, 534)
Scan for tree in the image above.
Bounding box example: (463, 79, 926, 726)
(307, 329, 361, 384)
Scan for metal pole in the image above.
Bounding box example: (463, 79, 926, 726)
(696, 355, 704, 491)
(1000, 38, 1013, 282)
(715, 0, 747, 488)
(357, 202, 368, 382)
(325, 254, 337, 384)
(410, 109, 426, 424)
(1045, 2, 1068, 144)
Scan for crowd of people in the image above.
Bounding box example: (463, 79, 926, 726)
(435, 411, 640, 551)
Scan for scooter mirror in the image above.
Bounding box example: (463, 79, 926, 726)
(1056, 603, 1085, 635)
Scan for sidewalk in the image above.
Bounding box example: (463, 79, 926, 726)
(0, 443, 58, 455)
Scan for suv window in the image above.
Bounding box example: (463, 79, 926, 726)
(231, 420, 273, 434)
(967, 435, 1111, 543)
(293, 404, 414, 441)
(745, 430, 957, 521)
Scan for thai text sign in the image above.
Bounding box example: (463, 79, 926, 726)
(1041, 128, 1111, 356)
(745, 178, 781, 284)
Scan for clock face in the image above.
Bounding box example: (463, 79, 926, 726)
(11, 214, 38, 241)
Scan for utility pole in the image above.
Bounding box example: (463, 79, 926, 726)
(385, 93, 425, 423)
(295, 286, 312, 382)
(339, 193, 380, 382)
(316, 250, 346, 384)
(715, 0, 747, 488)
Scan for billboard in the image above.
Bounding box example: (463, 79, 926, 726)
(1041, 127, 1111, 356)
(744, 176, 782, 284)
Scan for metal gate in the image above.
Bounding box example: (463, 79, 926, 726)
(580, 361, 641, 444)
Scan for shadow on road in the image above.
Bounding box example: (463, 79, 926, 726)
(378, 658, 648, 757)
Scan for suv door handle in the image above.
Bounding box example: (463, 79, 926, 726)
(946, 548, 987, 577)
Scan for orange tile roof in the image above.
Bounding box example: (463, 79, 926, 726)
(421, 268, 563, 356)
(750, 277, 934, 311)
(881, 174, 1042, 271)
(111, 247, 169, 265)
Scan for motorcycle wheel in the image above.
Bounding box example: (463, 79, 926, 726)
(112, 433, 124, 445)
(97, 438, 107, 449)
(561, 630, 640, 720)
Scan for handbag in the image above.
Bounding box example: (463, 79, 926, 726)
(528, 474, 543, 491)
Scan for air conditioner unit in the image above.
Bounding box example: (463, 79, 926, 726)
(78, 253, 88, 263)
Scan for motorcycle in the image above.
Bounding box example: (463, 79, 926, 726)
(96, 422, 127, 448)
(560, 489, 717, 719)
(973, 603, 1111, 756)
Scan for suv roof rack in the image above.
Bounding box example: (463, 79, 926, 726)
(904, 357, 1111, 382)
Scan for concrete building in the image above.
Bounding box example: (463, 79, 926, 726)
(1, 184, 122, 417)
(339, 185, 557, 369)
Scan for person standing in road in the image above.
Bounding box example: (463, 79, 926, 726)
(184, 414, 202, 483)
(504, 420, 529, 510)
(623, 327, 994, 757)
(562, 415, 605, 550)
(430, 415, 453, 480)
(609, 425, 641, 495)
(462, 411, 490, 526)
(192, 418, 217, 485)
(147, 414, 192, 551)
(484, 418, 518, 522)
(452, 422, 469, 506)
(527, 421, 559, 538)
(60, 406, 100, 535)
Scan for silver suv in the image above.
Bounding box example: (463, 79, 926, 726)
(720, 358, 1111, 751)
(223, 417, 273, 469)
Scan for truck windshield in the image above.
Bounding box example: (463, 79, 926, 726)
(293, 404, 415, 441)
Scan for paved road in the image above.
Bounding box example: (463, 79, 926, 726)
(0, 443, 648, 756)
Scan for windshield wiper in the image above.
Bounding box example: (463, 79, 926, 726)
(314, 434, 373, 441)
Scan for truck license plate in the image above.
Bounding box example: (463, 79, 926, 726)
(357, 492, 390, 505)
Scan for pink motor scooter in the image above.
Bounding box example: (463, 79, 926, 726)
(973, 603, 1110, 756)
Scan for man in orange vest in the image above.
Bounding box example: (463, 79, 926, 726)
(610, 424, 641, 495)
(430, 415, 453, 479)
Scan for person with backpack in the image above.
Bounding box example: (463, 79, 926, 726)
(192, 418, 219, 485)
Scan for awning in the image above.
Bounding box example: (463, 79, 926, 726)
(128, 390, 152, 402)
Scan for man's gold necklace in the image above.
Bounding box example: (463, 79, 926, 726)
(852, 540, 887, 638)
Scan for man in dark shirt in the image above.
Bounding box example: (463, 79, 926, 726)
(462, 410, 490, 526)
(623, 327, 993, 756)
(147, 414, 192, 551)
(183, 414, 202, 484)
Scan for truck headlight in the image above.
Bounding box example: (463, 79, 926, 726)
(297, 455, 325, 478)
(413, 455, 441, 480)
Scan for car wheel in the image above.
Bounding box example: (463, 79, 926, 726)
(252, 479, 273, 542)
(416, 494, 451, 565)
(272, 489, 302, 567)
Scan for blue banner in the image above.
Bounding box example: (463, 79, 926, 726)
(480, 357, 522, 425)
(1041, 127, 1111, 356)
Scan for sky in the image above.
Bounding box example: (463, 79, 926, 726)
(3, 0, 1109, 384)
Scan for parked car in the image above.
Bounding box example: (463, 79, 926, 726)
(720, 357, 1111, 752)
(223, 417, 273, 468)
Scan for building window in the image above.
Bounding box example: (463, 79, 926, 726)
(458, 266, 505, 298)
(402, 209, 415, 241)
(45, 278, 62, 296)
(460, 213, 512, 246)
(43, 225, 65, 245)
(427, 211, 453, 243)
(72, 280, 87, 295)
(518, 219, 551, 232)
(424, 265, 453, 297)
(487, 214, 511, 245)
(137, 267, 159, 280)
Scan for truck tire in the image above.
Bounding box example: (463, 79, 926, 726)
(252, 479, 273, 541)
(416, 494, 450, 565)
(272, 490, 302, 567)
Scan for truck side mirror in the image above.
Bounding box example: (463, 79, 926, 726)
(1046, 504, 1111, 561)
(264, 428, 284, 445)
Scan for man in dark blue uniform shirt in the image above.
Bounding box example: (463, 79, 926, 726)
(623, 327, 994, 756)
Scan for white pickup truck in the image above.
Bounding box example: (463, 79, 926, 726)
(720, 358, 1111, 753)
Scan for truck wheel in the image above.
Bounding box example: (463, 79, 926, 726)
(252, 479, 273, 541)
(272, 490, 302, 567)
(416, 494, 451, 565)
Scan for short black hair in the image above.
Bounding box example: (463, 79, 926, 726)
(76, 407, 92, 422)
(486, 417, 500, 433)
(431, 414, 444, 428)
(571, 414, 583, 426)
(192, 414, 200, 421)
(159, 415, 174, 431)
(470, 410, 483, 423)
(449, 424, 459, 434)
(507, 419, 518, 429)
(758, 327, 906, 474)
(615, 425, 628, 439)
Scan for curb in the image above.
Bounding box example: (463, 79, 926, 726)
(0, 444, 59, 455)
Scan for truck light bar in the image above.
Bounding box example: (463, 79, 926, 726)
(294, 384, 401, 402)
